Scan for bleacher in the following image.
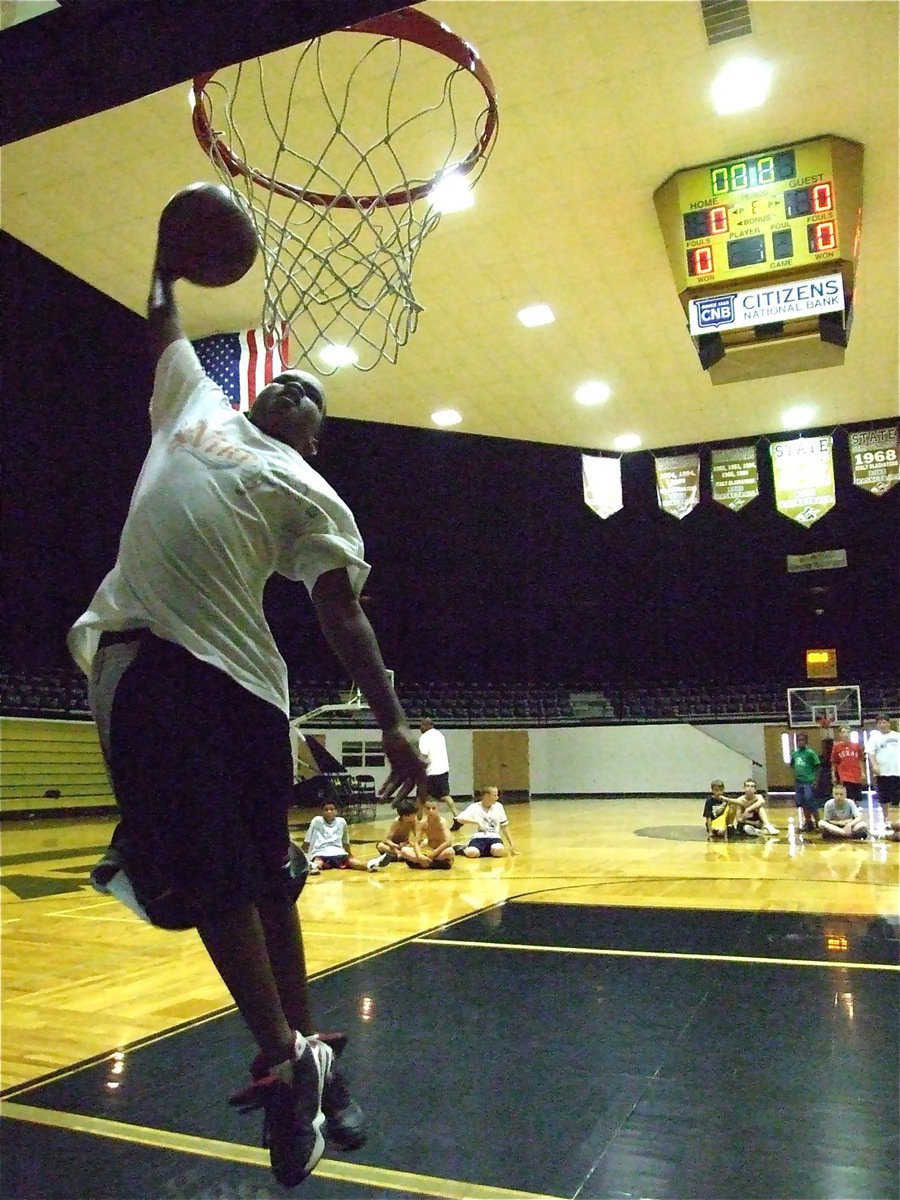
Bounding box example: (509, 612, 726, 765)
(0, 715, 115, 818)
(1, 664, 896, 732)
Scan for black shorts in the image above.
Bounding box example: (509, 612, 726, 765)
(90, 631, 295, 929)
(315, 853, 350, 870)
(876, 775, 900, 806)
(468, 836, 502, 857)
(426, 773, 450, 799)
(841, 781, 863, 805)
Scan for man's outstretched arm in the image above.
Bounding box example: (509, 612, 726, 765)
(147, 240, 184, 363)
(311, 567, 425, 799)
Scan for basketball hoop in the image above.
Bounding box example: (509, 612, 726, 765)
(191, 9, 499, 373)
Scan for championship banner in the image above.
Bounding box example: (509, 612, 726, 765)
(848, 425, 899, 496)
(710, 444, 759, 512)
(581, 454, 623, 519)
(770, 435, 836, 527)
(655, 452, 699, 520)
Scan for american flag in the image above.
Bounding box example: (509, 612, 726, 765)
(192, 324, 290, 411)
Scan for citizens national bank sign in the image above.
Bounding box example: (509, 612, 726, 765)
(688, 272, 844, 335)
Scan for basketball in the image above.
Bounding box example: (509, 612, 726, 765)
(158, 183, 258, 287)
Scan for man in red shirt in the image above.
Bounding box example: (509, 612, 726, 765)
(831, 725, 865, 806)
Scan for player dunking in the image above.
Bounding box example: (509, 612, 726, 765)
(69, 211, 426, 1188)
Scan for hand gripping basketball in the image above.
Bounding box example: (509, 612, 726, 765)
(158, 182, 258, 287)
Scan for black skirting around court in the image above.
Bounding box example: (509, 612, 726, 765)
(2, 905, 898, 1200)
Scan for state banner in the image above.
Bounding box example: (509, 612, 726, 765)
(848, 425, 899, 496)
(581, 454, 623, 519)
(655, 452, 699, 520)
(710, 444, 759, 512)
(770, 435, 836, 527)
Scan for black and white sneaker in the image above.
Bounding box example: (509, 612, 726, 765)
(312, 1032, 366, 1150)
(229, 1035, 330, 1187)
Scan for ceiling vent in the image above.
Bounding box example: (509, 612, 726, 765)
(700, 0, 753, 45)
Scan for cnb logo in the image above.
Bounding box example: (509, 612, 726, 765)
(694, 294, 736, 329)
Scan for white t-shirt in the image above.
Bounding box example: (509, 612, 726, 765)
(458, 800, 508, 838)
(305, 815, 348, 858)
(419, 726, 449, 777)
(822, 796, 860, 823)
(868, 729, 900, 776)
(68, 340, 369, 714)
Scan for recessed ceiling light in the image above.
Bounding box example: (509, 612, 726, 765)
(613, 433, 642, 451)
(781, 404, 816, 429)
(317, 344, 358, 368)
(428, 171, 474, 214)
(431, 408, 463, 427)
(517, 304, 555, 328)
(574, 381, 611, 406)
(711, 58, 773, 116)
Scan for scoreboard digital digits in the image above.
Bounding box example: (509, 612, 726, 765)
(709, 149, 796, 195)
(654, 135, 863, 294)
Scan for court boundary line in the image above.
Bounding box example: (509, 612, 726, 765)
(0, 1101, 564, 1200)
(413, 937, 900, 972)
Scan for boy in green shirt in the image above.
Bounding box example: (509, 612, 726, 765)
(790, 732, 821, 832)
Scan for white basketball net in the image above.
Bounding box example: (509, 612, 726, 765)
(193, 18, 497, 373)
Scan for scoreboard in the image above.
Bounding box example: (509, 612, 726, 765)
(654, 134, 863, 299)
(654, 135, 864, 381)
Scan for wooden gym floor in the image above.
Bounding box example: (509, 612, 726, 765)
(1, 797, 898, 1199)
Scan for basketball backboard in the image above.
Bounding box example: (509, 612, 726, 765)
(787, 685, 862, 729)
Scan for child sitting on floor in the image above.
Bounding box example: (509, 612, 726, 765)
(302, 799, 374, 873)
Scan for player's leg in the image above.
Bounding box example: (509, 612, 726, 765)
(441, 791, 461, 825)
(755, 803, 780, 834)
(233, 700, 365, 1170)
(90, 633, 330, 1187)
(818, 819, 846, 839)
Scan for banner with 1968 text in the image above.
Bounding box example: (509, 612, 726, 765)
(848, 425, 898, 496)
(770, 435, 835, 527)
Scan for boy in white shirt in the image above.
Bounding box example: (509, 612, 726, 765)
(456, 786, 517, 858)
(867, 714, 900, 826)
(302, 801, 374, 872)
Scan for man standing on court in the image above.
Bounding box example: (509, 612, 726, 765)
(867, 714, 900, 828)
(68, 213, 425, 1189)
(418, 717, 462, 829)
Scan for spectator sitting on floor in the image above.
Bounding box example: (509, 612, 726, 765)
(301, 800, 373, 873)
(413, 798, 455, 869)
(732, 778, 780, 836)
(456, 786, 517, 858)
(703, 779, 740, 838)
(367, 796, 420, 870)
(819, 783, 868, 840)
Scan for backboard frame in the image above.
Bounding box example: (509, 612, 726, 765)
(787, 684, 861, 728)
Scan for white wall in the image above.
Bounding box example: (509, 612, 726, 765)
(527, 724, 753, 795)
(305, 722, 759, 797)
